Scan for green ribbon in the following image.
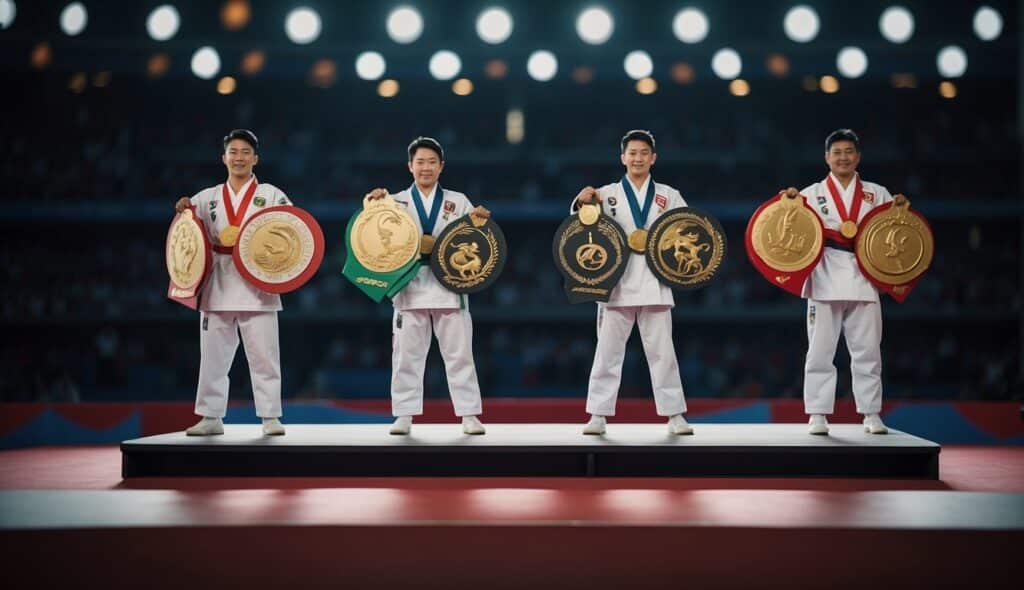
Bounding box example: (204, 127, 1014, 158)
(342, 212, 420, 302)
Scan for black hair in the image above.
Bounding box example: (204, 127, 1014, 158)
(825, 128, 860, 152)
(620, 129, 656, 153)
(407, 136, 444, 161)
(222, 129, 258, 153)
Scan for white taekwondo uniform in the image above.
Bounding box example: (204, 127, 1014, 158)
(800, 172, 893, 415)
(188, 175, 291, 419)
(572, 176, 688, 417)
(389, 184, 483, 418)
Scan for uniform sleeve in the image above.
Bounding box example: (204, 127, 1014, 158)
(274, 186, 292, 206)
(462, 193, 474, 215)
(189, 190, 203, 207)
(673, 187, 687, 208)
(875, 184, 894, 205)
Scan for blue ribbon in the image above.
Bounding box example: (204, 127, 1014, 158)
(410, 184, 444, 235)
(621, 176, 655, 229)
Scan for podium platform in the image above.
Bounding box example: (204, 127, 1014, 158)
(121, 423, 940, 478)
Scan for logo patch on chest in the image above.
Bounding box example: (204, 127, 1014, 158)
(862, 191, 875, 204)
(253, 196, 266, 207)
(443, 200, 456, 213)
(655, 194, 667, 209)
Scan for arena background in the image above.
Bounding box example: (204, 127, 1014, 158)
(0, 1, 1019, 442)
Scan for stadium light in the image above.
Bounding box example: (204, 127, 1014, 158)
(576, 7, 613, 45)
(476, 7, 513, 44)
(635, 77, 657, 95)
(879, 6, 914, 43)
(936, 46, 967, 78)
(672, 8, 708, 44)
(146, 5, 180, 41)
(378, 79, 399, 97)
(285, 7, 321, 44)
(191, 46, 221, 80)
(729, 79, 750, 96)
(429, 50, 461, 80)
(355, 51, 386, 80)
(387, 6, 423, 44)
(0, 0, 16, 29)
(527, 50, 558, 81)
(60, 2, 87, 36)
(783, 5, 819, 43)
(623, 50, 653, 80)
(973, 6, 1002, 41)
(836, 47, 868, 78)
(711, 48, 741, 80)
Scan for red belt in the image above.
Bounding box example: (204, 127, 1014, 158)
(213, 245, 233, 254)
(823, 228, 854, 252)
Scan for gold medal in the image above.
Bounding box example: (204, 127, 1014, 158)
(420, 234, 436, 255)
(578, 203, 600, 226)
(219, 224, 241, 247)
(628, 229, 648, 253)
(840, 220, 858, 239)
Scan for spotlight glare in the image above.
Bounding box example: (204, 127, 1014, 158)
(240, 50, 265, 75)
(387, 6, 423, 44)
(879, 6, 914, 43)
(190, 46, 221, 80)
(576, 7, 614, 45)
(623, 50, 653, 80)
(526, 50, 558, 82)
(285, 7, 321, 44)
(820, 75, 839, 93)
(146, 5, 180, 41)
(939, 81, 957, 99)
(729, 79, 750, 96)
(221, 0, 250, 31)
(476, 7, 513, 44)
(429, 50, 461, 80)
(672, 8, 708, 44)
(635, 77, 657, 95)
(936, 45, 967, 78)
(452, 78, 474, 96)
(378, 79, 400, 98)
(973, 7, 1002, 41)
(0, 0, 18, 29)
(711, 48, 742, 80)
(355, 51, 386, 80)
(783, 5, 819, 43)
(60, 2, 87, 36)
(836, 47, 868, 78)
(217, 76, 236, 95)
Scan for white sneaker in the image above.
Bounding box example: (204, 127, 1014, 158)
(462, 416, 486, 435)
(582, 415, 606, 435)
(389, 416, 412, 435)
(863, 413, 889, 434)
(186, 417, 224, 436)
(667, 414, 694, 435)
(808, 414, 829, 435)
(262, 418, 286, 436)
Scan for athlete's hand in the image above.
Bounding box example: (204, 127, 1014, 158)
(576, 186, 601, 205)
(364, 188, 388, 200)
(175, 197, 191, 213)
(781, 187, 800, 199)
(471, 205, 491, 219)
(893, 193, 908, 207)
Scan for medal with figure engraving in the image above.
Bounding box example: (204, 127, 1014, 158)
(552, 203, 629, 303)
(746, 189, 826, 296)
(233, 206, 324, 294)
(342, 194, 422, 302)
(165, 207, 213, 309)
(854, 195, 934, 303)
(430, 213, 507, 294)
(645, 207, 727, 290)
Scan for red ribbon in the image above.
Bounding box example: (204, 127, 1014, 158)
(221, 177, 259, 228)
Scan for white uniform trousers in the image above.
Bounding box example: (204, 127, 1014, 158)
(586, 305, 687, 417)
(195, 311, 282, 419)
(803, 299, 883, 415)
(391, 308, 483, 417)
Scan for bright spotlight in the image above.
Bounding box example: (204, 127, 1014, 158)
(672, 8, 708, 43)
(973, 6, 1002, 41)
(879, 6, 914, 43)
(452, 78, 474, 96)
(836, 47, 868, 78)
(576, 7, 613, 45)
(146, 5, 180, 41)
(476, 7, 513, 44)
(936, 45, 967, 78)
(355, 51, 386, 80)
(191, 46, 221, 80)
(783, 5, 819, 43)
(729, 79, 750, 96)
(623, 50, 653, 80)
(820, 75, 839, 93)
(60, 2, 87, 36)
(711, 48, 742, 80)
(378, 79, 399, 98)
(285, 7, 321, 44)
(0, 0, 17, 29)
(387, 6, 423, 44)
(217, 76, 236, 95)
(939, 81, 957, 99)
(635, 77, 658, 95)
(429, 50, 461, 80)
(527, 50, 558, 81)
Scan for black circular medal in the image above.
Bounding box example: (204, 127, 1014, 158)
(430, 214, 507, 294)
(552, 207, 629, 303)
(645, 206, 727, 290)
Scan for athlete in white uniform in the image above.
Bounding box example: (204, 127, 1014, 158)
(572, 130, 693, 435)
(174, 129, 289, 436)
(797, 129, 895, 435)
(363, 137, 490, 435)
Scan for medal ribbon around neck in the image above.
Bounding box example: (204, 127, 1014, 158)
(221, 177, 259, 229)
(825, 174, 865, 241)
(410, 183, 444, 235)
(621, 175, 656, 229)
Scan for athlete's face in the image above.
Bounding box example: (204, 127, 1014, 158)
(620, 140, 657, 179)
(222, 139, 258, 178)
(825, 140, 860, 178)
(408, 148, 444, 188)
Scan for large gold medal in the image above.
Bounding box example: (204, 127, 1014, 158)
(219, 224, 241, 247)
(854, 196, 933, 302)
(646, 207, 727, 290)
(745, 189, 825, 296)
(350, 195, 420, 273)
(233, 206, 325, 294)
(578, 203, 600, 225)
(628, 229, 648, 253)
